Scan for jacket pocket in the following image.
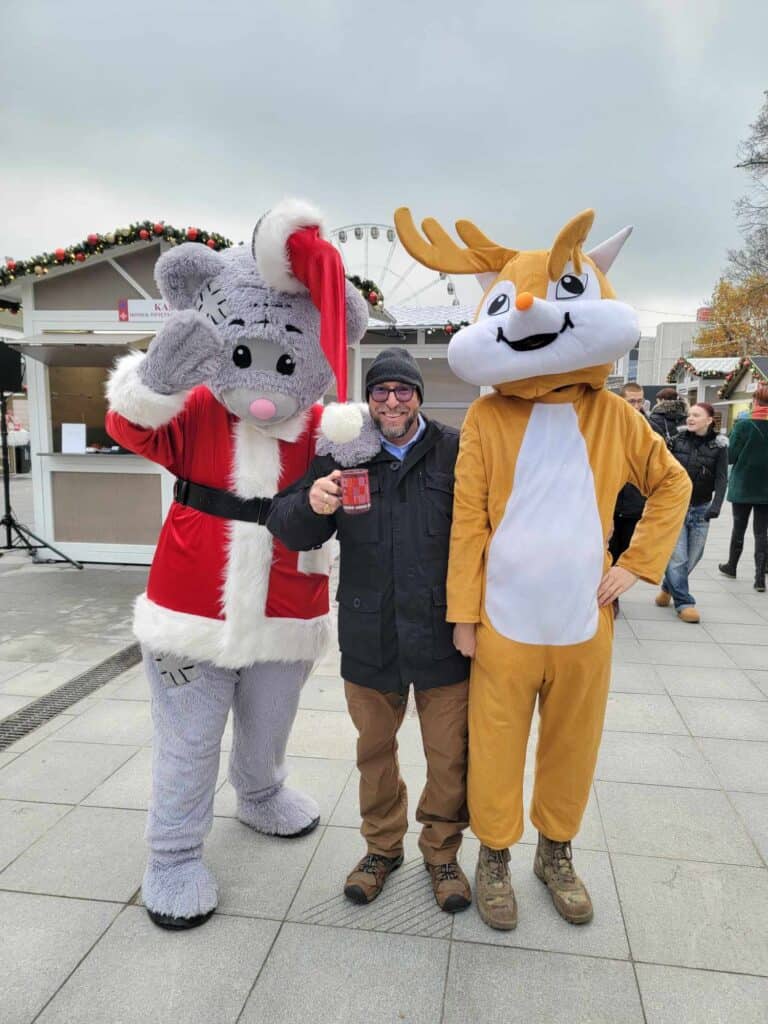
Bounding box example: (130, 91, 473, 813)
(337, 586, 384, 668)
(424, 471, 454, 537)
(431, 583, 457, 660)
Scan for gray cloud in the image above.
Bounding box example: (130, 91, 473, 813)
(2, 0, 766, 333)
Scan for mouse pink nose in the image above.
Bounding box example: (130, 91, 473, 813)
(249, 399, 277, 420)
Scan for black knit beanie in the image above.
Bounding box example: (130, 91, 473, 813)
(365, 347, 424, 401)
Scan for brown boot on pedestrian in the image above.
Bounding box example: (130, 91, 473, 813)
(534, 834, 593, 925)
(424, 861, 471, 914)
(677, 607, 700, 624)
(475, 845, 517, 930)
(344, 852, 403, 904)
(655, 590, 671, 607)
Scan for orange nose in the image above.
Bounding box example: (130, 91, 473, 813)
(515, 292, 534, 311)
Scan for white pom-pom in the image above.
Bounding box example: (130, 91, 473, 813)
(320, 402, 364, 443)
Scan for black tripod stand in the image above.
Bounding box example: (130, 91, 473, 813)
(1, 391, 83, 569)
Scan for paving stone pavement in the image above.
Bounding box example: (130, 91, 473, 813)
(1, 477, 767, 1022)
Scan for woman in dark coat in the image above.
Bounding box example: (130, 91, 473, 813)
(718, 383, 768, 592)
(649, 388, 689, 446)
(655, 402, 728, 622)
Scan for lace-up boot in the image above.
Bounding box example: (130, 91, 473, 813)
(475, 845, 517, 930)
(534, 834, 593, 924)
(343, 852, 403, 904)
(424, 860, 471, 913)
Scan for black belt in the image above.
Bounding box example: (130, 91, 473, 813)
(173, 478, 272, 525)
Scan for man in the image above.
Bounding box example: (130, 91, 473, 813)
(609, 384, 648, 615)
(267, 347, 472, 913)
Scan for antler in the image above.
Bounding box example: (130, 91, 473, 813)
(394, 207, 515, 275)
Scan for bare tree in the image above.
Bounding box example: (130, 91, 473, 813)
(728, 91, 768, 281)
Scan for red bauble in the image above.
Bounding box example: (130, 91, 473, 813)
(75, 252, 86, 262)
(368, 291, 378, 304)
(54, 247, 66, 262)
(153, 222, 164, 235)
(206, 239, 216, 249)
(445, 325, 453, 335)
(87, 233, 99, 245)
(139, 228, 150, 240)
(187, 227, 199, 240)
(5, 259, 16, 270)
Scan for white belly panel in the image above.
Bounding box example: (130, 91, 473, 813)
(485, 403, 604, 645)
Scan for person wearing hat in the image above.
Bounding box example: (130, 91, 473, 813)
(268, 347, 472, 914)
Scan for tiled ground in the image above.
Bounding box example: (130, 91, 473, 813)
(1, 485, 767, 1023)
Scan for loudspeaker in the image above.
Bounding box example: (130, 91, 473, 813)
(0, 342, 22, 393)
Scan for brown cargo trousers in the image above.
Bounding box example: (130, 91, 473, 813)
(344, 680, 469, 865)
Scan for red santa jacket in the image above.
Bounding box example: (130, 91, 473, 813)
(106, 354, 330, 668)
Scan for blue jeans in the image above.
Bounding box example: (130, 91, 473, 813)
(662, 504, 710, 610)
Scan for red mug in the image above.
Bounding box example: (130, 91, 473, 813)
(340, 468, 371, 515)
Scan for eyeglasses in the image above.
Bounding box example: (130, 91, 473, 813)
(369, 385, 416, 403)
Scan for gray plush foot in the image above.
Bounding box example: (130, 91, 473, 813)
(237, 787, 320, 837)
(142, 855, 218, 926)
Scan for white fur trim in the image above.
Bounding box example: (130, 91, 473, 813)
(320, 402, 364, 443)
(133, 594, 332, 668)
(253, 409, 309, 443)
(106, 351, 187, 429)
(252, 198, 327, 294)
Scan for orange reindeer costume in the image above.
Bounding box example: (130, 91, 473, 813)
(395, 208, 691, 927)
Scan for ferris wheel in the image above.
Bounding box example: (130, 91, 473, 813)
(330, 222, 465, 311)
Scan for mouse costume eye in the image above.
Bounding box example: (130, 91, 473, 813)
(487, 293, 510, 316)
(555, 273, 587, 299)
(276, 354, 296, 376)
(233, 345, 252, 368)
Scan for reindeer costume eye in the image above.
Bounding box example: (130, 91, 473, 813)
(487, 294, 511, 316)
(555, 273, 588, 299)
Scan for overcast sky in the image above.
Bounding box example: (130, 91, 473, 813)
(2, 0, 766, 334)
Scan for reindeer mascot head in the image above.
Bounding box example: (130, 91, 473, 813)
(395, 206, 690, 928)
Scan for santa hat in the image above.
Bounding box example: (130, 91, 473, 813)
(252, 199, 362, 442)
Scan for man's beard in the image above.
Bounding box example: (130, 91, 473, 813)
(373, 408, 418, 440)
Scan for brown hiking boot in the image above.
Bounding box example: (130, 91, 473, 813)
(677, 607, 700, 624)
(343, 852, 403, 904)
(655, 590, 671, 607)
(424, 861, 471, 914)
(475, 845, 517, 930)
(534, 834, 593, 924)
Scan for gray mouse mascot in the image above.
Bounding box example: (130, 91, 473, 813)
(105, 199, 372, 929)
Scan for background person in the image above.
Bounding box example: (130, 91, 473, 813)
(267, 347, 472, 914)
(656, 402, 728, 622)
(649, 387, 688, 446)
(610, 384, 648, 561)
(718, 383, 768, 592)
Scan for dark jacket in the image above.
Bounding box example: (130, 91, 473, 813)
(669, 428, 728, 517)
(267, 418, 470, 694)
(726, 416, 768, 505)
(649, 398, 688, 446)
(614, 410, 649, 519)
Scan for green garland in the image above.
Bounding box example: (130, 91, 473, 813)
(718, 356, 768, 397)
(444, 320, 470, 335)
(1, 219, 233, 289)
(346, 274, 384, 308)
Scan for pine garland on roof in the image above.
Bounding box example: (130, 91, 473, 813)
(1, 220, 233, 289)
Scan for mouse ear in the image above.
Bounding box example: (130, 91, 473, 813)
(154, 243, 225, 309)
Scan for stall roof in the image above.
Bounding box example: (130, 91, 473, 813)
(12, 332, 152, 366)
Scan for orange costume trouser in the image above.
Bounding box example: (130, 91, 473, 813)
(468, 604, 614, 850)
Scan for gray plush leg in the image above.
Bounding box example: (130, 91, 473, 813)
(230, 660, 320, 837)
(143, 649, 236, 919)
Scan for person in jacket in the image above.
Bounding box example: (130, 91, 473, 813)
(656, 402, 728, 622)
(267, 347, 472, 914)
(649, 387, 688, 446)
(610, 384, 649, 579)
(718, 383, 768, 592)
